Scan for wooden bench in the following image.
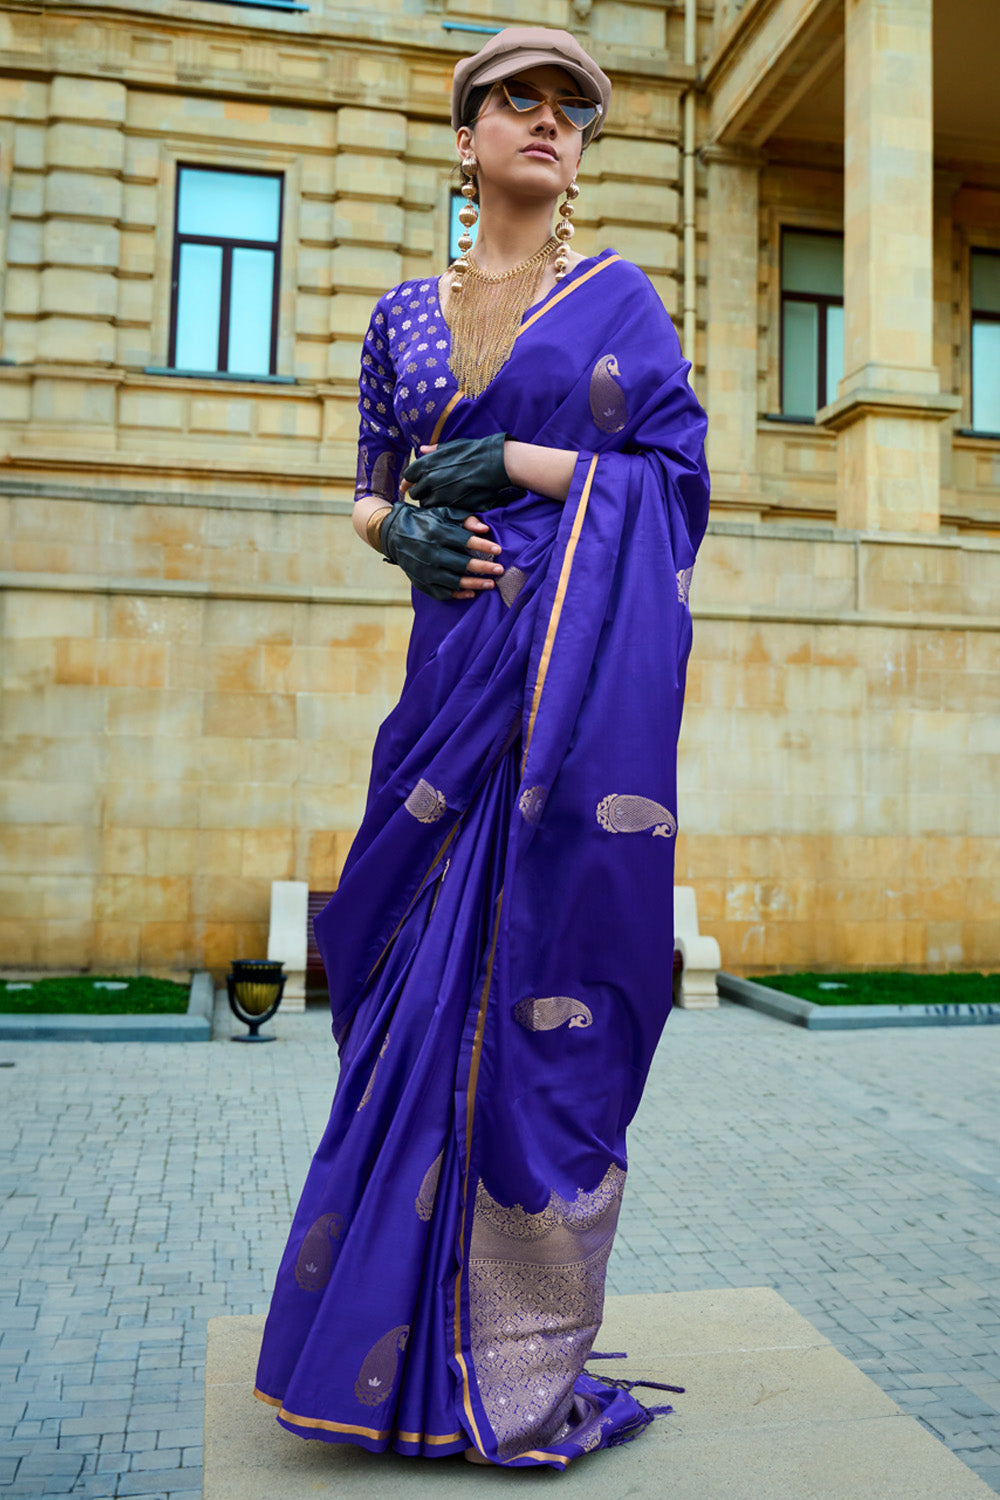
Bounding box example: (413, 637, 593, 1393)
(307, 890, 334, 991)
(672, 886, 721, 1008)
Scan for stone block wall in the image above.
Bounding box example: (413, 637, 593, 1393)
(1, 0, 998, 980)
(676, 524, 1000, 973)
(0, 566, 410, 973)
(0, 10, 688, 489)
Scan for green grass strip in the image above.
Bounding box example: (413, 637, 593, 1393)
(747, 971, 1000, 1007)
(1, 975, 189, 1016)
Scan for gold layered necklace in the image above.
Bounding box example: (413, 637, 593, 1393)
(446, 236, 558, 397)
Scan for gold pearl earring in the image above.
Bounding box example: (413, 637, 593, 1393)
(553, 179, 578, 281)
(451, 156, 479, 295)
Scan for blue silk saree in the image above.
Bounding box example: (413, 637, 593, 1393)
(254, 249, 710, 1468)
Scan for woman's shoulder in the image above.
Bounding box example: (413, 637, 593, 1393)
(582, 250, 670, 322)
(594, 249, 658, 294)
(371, 276, 438, 314)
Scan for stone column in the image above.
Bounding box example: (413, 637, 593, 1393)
(819, 0, 958, 531)
(704, 145, 762, 507)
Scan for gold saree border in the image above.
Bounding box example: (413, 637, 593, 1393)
(449, 892, 576, 1471)
(452, 889, 504, 1457)
(521, 452, 600, 768)
(430, 391, 464, 445)
(253, 1387, 463, 1445)
(364, 821, 460, 985)
(516, 253, 622, 340)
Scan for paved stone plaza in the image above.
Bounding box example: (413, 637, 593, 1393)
(2, 996, 999, 1499)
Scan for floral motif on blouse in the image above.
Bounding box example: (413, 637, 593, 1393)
(354, 281, 461, 504)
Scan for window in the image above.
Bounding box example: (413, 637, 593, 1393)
(169, 166, 283, 377)
(971, 249, 1000, 434)
(448, 190, 479, 263)
(780, 229, 844, 418)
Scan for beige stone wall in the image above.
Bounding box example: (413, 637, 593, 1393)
(0, 575, 410, 973)
(0, 482, 412, 972)
(0, 10, 689, 493)
(4, 508, 997, 979)
(1, 0, 999, 980)
(677, 523, 1000, 974)
(0, 4, 693, 977)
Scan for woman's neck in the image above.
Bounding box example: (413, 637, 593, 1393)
(471, 192, 556, 274)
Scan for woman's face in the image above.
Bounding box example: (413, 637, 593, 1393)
(458, 64, 584, 201)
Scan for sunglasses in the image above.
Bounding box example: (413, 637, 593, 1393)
(492, 80, 602, 134)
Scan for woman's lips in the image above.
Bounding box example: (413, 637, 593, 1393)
(520, 145, 558, 161)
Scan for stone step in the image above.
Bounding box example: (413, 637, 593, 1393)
(204, 1287, 994, 1498)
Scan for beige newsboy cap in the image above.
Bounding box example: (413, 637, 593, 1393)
(450, 27, 611, 136)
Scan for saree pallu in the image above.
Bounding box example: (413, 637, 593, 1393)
(254, 251, 710, 1468)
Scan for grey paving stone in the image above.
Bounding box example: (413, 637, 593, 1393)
(132, 1447, 181, 1470)
(3, 1002, 1000, 1494)
(113, 1469, 187, 1495)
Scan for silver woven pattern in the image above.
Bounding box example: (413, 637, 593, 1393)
(589, 354, 628, 434)
(518, 785, 548, 826)
(497, 566, 528, 608)
(513, 996, 594, 1032)
(404, 778, 448, 824)
(596, 793, 677, 839)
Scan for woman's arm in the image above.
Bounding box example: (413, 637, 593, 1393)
(502, 441, 579, 503)
(409, 441, 579, 505)
(353, 492, 393, 545)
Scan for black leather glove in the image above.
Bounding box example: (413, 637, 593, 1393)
(403, 433, 525, 514)
(379, 503, 482, 601)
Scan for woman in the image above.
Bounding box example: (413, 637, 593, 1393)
(254, 26, 709, 1469)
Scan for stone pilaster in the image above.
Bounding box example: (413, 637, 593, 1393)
(328, 107, 405, 387)
(704, 144, 762, 504)
(38, 77, 125, 367)
(818, 0, 958, 531)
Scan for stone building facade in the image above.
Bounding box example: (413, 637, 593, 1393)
(0, 0, 997, 977)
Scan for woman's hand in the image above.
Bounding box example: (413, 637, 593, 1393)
(454, 515, 505, 601)
(378, 503, 503, 602)
(402, 433, 524, 514)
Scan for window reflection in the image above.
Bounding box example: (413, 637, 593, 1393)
(178, 170, 281, 243)
(229, 249, 275, 376)
(175, 244, 223, 372)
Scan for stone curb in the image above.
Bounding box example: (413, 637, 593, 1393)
(204, 1293, 998, 1499)
(717, 972, 1000, 1030)
(0, 971, 214, 1042)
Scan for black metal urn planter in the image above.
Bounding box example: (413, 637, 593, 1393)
(227, 959, 286, 1042)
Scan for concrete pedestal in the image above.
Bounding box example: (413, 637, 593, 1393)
(204, 1288, 994, 1498)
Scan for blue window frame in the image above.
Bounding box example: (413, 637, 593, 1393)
(780, 229, 844, 419)
(971, 249, 1000, 434)
(169, 165, 283, 378)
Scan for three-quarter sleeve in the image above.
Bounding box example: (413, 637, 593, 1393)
(354, 295, 411, 506)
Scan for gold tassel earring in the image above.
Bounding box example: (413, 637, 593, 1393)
(553, 179, 579, 281)
(450, 156, 479, 296)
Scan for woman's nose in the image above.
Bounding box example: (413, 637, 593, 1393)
(531, 107, 558, 135)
